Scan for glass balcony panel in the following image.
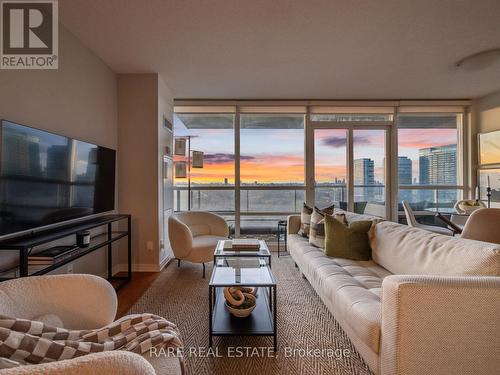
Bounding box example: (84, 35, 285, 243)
(397, 188, 462, 226)
(314, 185, 347, 209)
(239, 216, 286, 237)
(174, 189, 235, 212)
(240, 189, 304, 213)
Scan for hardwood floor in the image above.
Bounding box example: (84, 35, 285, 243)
(115, 272, 161, 318)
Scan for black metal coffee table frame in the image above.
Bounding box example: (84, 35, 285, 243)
(208, 264, 277, 351)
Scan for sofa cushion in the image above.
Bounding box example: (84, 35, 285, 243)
(372, 221, 500, 276)
(288, 233, 391, 353)
(324, 215, 372, 260)
(188, 223, 211, 237)
(191, 235, 226, 262)
(334, 208, 383, 224)
(192, 235, 224, 250)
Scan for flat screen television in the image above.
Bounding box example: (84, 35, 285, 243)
(0, 120, 116, 238)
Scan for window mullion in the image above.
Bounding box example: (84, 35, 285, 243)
(234, 107, 241, 237)
(347, 128, 354, 212)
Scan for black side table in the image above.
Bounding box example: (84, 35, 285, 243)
(277, 220, 287, 257)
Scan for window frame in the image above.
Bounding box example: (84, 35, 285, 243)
(173, 102, 470, 233)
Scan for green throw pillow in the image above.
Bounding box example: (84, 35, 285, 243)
(324, 215, 372, 260)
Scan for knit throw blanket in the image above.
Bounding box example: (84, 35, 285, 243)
(0, 313, 184, 372)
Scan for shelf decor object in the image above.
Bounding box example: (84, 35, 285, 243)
(223, 287, 257, 318)
(192, 151, 204, 168)
(175, 161, 187, 178)
(174, 136, 205, 210)
(174, 137, 186, 156)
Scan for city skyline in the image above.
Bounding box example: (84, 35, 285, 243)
(178, 145, 457, 187)
(174, 114, 458, 185)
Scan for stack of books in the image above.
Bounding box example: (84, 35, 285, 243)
(28, 245, 79, 266)
(228, 239, 261, 251)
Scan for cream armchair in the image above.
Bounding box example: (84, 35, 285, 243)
(461, 208, 500, 244)
(168, 211, 229, 278)
(0, 274, 182, 375)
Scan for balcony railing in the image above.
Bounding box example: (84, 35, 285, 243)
(173, 184, 463, 232)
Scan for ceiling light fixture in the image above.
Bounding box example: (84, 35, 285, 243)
(455, 48, 500, 71)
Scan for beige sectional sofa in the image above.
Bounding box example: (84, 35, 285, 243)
(287, 210, 500, 375)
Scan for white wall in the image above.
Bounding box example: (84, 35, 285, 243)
(0, 27, 117, 148)
(0, 26, 118, 276)
(475, 90, 500, 133)
(117, 74, 174, 272)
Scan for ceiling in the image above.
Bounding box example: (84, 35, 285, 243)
(59, 0, 500, 100)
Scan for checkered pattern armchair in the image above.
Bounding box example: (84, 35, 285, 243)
(0, 274, 180, 375)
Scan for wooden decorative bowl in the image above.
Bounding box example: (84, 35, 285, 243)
(224, 293, 257, 318)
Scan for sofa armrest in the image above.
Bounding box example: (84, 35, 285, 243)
(0, 351, 156, 375)
(0, 274, 117, 330)
(287, 215, 301, 235)
(380, 275, 500, 375)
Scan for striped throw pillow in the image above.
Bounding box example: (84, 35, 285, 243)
(298, 203, 313, 237)
(309, 208, 327, 248)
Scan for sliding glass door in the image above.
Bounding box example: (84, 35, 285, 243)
(353, 129, 387, 216)
(314, 129, 347, 209)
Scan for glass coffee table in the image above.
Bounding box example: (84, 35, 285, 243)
(208, 257, 277, 351)
(214, 239, 272, 267)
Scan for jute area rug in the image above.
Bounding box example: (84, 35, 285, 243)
(128, 255, 373, 375)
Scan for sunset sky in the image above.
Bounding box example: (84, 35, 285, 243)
(174, 114, 458, 185)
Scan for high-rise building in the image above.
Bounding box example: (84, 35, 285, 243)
(354, 158, 375, 203)
(354, 158, 374, 185)
(398, 156, 412, 185)
(419, 145, 457, 185)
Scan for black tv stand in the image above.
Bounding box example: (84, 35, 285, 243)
(0, 214, 132, 289)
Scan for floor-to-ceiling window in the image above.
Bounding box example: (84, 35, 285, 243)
(353, 129, 387, 216)
(314, 129, 347, 208)
(173, 108, 236, 231)
(173, 103, 468, 237)
(239, 108, 305, 236)
(397, 110, 464, 225)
